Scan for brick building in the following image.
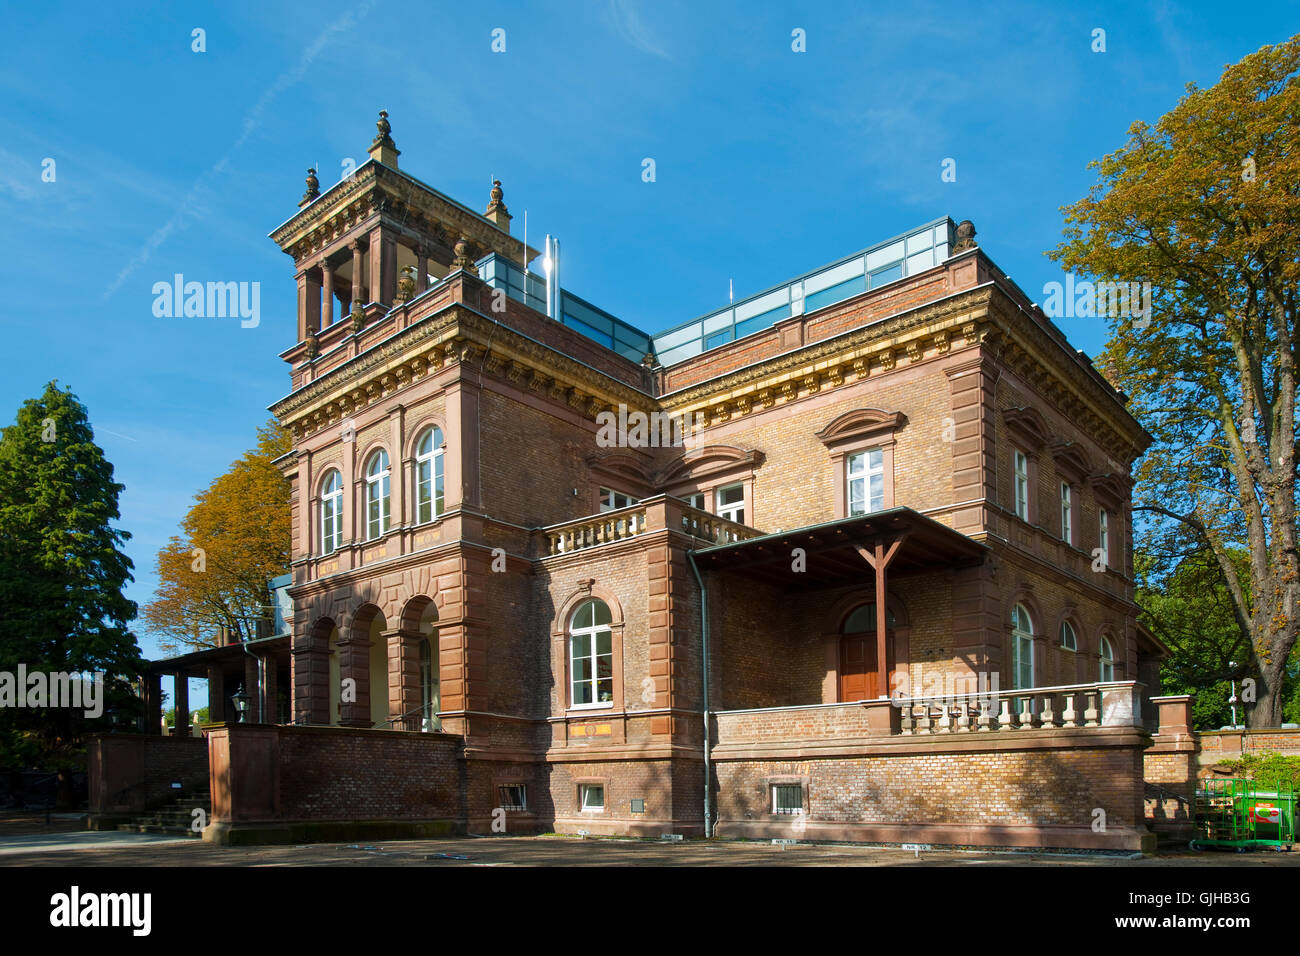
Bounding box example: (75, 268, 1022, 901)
(111, 112, 1185, 851)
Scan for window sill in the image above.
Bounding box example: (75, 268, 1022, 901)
(568, 702, 615, 713)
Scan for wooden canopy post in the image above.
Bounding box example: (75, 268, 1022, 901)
(855, 533, 908, 698)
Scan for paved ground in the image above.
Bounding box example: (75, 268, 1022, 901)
(0, 818, 1296, 867)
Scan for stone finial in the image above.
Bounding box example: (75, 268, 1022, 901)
(350, 299, 365, 333)
(952, 219, 977, 253)
(452, 235, 475, 270)
(484, 179, 512, 231)
(367, 109, 401, 167)
(396, 265, 416, 303)
(304, 329, 320, 359)
(299, 168, 320, 207)
(641, 351, 658, 369)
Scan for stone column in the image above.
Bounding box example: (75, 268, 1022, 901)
(173, 674, 190, 737)
(321, 259, 334, 328)
(350, 240, 365, 304)
(384, 628, 423, 726)
(335, 635, 372, 727)
(291, 635, 329, 725)
(415, 246, 429, 293)
(143, 672, 163, 735)
(207, 664, 226, 723)
(244, 654, 261, 722)
(296, 269, 322, 341)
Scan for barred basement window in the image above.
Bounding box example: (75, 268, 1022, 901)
(772, 784, 803, 814)
(580, 783, 604, 811)
(498, 784, 527, 810)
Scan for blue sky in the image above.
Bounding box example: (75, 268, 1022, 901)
(1, 0, 1296, 682)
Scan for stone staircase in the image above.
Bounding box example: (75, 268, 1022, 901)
(116, 788, 211, 838)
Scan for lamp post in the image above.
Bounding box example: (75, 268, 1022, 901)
(232, 689, 249, 723)
(1228, 660, 1239, 729)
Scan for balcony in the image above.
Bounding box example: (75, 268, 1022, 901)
(540, 494, 762, 557)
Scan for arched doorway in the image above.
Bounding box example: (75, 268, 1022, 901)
(839, 603, 895, 701)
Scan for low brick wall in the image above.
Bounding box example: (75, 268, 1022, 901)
(86, 734, 209, 828)
(1198, 727, 1300, 763)
(712, 727, 1153, 852)
(204, 723, 464, 845)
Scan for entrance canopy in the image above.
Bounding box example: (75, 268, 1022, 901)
(690, 507, 987, 590)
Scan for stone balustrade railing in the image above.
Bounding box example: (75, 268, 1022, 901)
(677, 504, 760, 545)
(545, 506, 648, 555)
(895, 680, 1144, 734)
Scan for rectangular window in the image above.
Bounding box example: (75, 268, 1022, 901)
(1099, 509, 1110, 568)
(1060, 482, 1072, 544)
(580, 783, 604, 811)
(416, 456, 445, 524)
(685, 492, 706, 510)
(772, 784, 803, 814)
(1013, 449, 1029, 520)
(847, 448, 885, 515)
(716, 483, 745, 524)
(599, 487, 638, 512)
(497, 784, 527, 811)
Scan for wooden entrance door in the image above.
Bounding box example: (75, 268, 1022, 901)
(839, 630, 878, 701)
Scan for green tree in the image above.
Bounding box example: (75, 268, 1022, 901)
(142, 421, 290, 654)
(1050, 36, 1300, 727)
(0, 382, 143, 771)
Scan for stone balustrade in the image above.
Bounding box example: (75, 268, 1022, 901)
(895, 680, 1144, 734)
(541, 495, 762, 557)
(545, 505, 648, 555)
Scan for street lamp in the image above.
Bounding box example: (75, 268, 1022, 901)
(232, 689, 249, 723)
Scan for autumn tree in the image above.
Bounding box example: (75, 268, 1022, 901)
(1051, 36, 1300, 726)
(0, 382, 143, 771)
(143, 421, 291, 654)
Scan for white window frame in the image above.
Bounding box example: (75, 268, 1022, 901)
(599, 487, 638, 512)
(685, 492, 706, 510)
(579, 783, 605, 811)
(771, 783, 804, 815)
(846, 448, 885, 516)
(1060, 620, 1077, 651)
(716, 482, 746, 524)
(365, 449, 391, 540)
(1013, 449, 1029, 520)
(1060, 482, 1073, 544)
(1010, 604, 1035, 690)
(569, 599, 614, 708)
(414, 427, 444, 524)
(1099, 637, 1115, 682)
(1099, 508, 1110, 568)
(320, 470, 343, 555)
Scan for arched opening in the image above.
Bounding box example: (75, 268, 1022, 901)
(326, 623, 341, 726)
(1010, 604, 1035, 690)
(1099, 635, 1115, 682)
(569, 599, 614, 707)
(368, 610, 389, 727)
(417, 602, 440, 730)
(839, 603, 896, 702)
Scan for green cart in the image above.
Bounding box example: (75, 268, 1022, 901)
(1191, 777, 1295, 851)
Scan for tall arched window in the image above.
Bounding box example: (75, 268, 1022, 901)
(365, 449, 391, 539)
(414, 426, 444, 524)
(569, 599, 613, 707)
(1099, 636, 1115, 682)
(1010, 604, 1034, 689)
(1059, 620, 1077, 651)
(320, 470, 343, 554)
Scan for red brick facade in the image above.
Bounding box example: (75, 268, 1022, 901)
(190, 116, 1170, 850)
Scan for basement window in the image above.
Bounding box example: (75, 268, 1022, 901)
(580, 783, 605, 811)
(497, 784, 527, 811)
(772, 784, 804, 815)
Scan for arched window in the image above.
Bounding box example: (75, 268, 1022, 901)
(320, 470, 343, 554)
(415, 427, 445, 524)
(1060, 620, 1077, 651)
(1010, 604, 1034, 690)
(569, 599, 613, 707)
(1099, 636, 1115, 682)
(365, 449, 390, 539)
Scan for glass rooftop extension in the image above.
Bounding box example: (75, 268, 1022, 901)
(477, 216, 954, 369)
